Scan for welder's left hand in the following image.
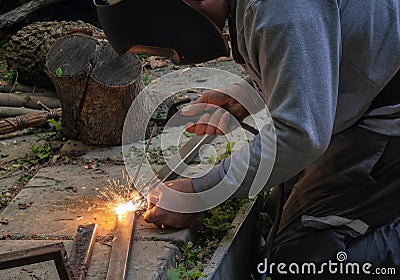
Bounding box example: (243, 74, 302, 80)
(144, 178, 200, 229)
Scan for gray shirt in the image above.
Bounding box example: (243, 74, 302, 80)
(192, 0, 400, 197)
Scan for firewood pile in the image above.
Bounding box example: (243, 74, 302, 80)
(0, 1, 145, 145)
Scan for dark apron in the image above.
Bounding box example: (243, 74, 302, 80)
(270, 70, 400, 279)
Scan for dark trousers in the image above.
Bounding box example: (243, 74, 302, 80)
(270, 126, 400, 280)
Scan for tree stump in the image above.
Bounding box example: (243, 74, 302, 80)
(46, 34, 143, 145)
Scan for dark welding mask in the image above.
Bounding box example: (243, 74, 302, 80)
(94, 0, 230, 65)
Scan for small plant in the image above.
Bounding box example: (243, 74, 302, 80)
(55, 67, 63, 77)
(207, 141, 235, 164)
(2, 68, 17, 84)
(28, 142, 53, 164)
(183, 132, 195, 138)
(168, 198, 248, 280)
(168, 241, 207, 280)
(143, 73, 152, 86)
(39, 118, 63, 141)
(47, 118, 63, 140)
(1, 38, 9, 49)
(18, 172, 34, 183)
(0, 194, 11, 210)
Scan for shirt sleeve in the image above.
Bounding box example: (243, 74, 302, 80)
(193, 0, 341, 197)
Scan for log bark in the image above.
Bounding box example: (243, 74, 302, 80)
(6, 21, 104, 87)
(0, 93, 60, 109)
(46, 34, 143, 145)
(0, 106, 41, 117)
(0, 0, 65, 34)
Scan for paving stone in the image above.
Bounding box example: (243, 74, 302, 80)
(0, 135, 46, 194)
(126, 241, 180, 280)
(59, 139, 124, 161)
(1, 164, 193, 246)
(134, 215, 196, 247)
(0, 135, 44, 165)
(0, 174, 19, 193)
(0, 165, 128, 237)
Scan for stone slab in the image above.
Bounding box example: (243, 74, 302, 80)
(134, 215, 196, 247)
(0, 135, 44, 165)
(126, 241, 180, 280)
(0, 164, 128, 237)
(1, 164, 195, 248)
(59, 139, 124, 161)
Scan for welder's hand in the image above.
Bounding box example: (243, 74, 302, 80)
(181, 84, 249, 136)
(144, 178, 200, 229)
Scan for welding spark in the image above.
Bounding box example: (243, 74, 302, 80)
(97, 170, 149, 215)
(115, 201, 138, 215)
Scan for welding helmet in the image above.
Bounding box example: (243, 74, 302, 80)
(94, 0, 230, 65)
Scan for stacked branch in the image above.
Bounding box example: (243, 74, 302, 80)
(0, 108, 61, 135)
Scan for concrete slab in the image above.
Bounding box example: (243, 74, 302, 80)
(59, 139, 124, 161)
(0, 135, 43, 165)
(134, 215, 196, 247)
(0, 164, 129, 237)
(126, 241, 180, 280)
(1, 164, 194, 248)
(0, 174, 19, 193)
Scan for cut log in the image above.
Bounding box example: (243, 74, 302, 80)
(0, 93, 60, 109)
(6, 21, 104, 87)
(46, 34, 143, 145)
(0, 106, 42, 118)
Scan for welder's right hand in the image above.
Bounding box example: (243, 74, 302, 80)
(181, 84, 250, 136)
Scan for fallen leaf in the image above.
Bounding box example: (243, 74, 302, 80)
(149, 56, 168, 69)
(18, 202, 33, 209)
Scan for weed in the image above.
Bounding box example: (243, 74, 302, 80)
(183, 132, 195, 138)
(18, 172, 34, 183)
(207, 141, 235, 164)
(39, 118, 63, 142)
(55, 67, 63, 77)
(168, 198, 248, 279)
(0, 194, 11, 209)
(2, 68, 17, 84)
(47, 118, 63, 140)
(143, 73, 152, 86)
(28, 142, 52, 164)
(168, 241, 208, 280)
(0, 39, 8, 49)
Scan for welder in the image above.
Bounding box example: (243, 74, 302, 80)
(96, 0, 400, 278)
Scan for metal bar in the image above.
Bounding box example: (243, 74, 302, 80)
(0, 242, 73, 280)
(106, 211, 135, 280)
(132, 123, 157, 185)
(69, 224, 98, 280)
(157, 134, 216, 181)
